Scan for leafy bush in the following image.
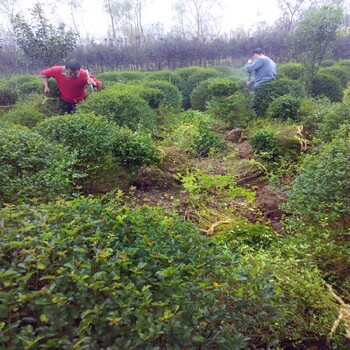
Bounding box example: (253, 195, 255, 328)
(168, 110, 226, 157)
(207, 91, 255, 128)
(319, 65, 350, 87)
(96, 70, 145, 86)
(249, 127, 282, 160)
(190, 127, 228, 157)
(267, 94, 301, 121)
(0, 87, 18, 106)
(34, 113, 121, 193)
(1, 104, 46, 128)
(315, 102, 350, 142)
(5, 74, 43, 96)
(169, 109, 216, 130)
(77, 86, 157, 131)
(241, 250, 341, 348)
(2, 195, 343, 348)
(112, 127, 162, 170)
(296, 97, 332, 138)
(144, 80, 182, 112)
(282, 127, 350, 229)
(212, 66, 246, 80)
(145, 69, 183, 86)
(254, 78, 306, 117)
(338, 58, 350, 68)
(0, 196, 289, 349)
(308, 73, 343, 102)
(190, 77, 240, 111)
(0, 124, 77, 205)
(172, 123, 227, 158)
(319, 59, 337, 67)
(137, 85, 165, 109)
(174, 66, 223, 109)
(278, 62, 305, 80)
(213, 220, 275, 249)
(248, 122, 301, 163)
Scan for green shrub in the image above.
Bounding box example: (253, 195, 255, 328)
(248, 122, 301, 163)
(242, 250, 341, 348)
(190, 77, 240, 111)
(296, 97, 332, 138)
(308, 73, 343, 102)
(320, 59, 337, 67)
(316, 102, 350, 142)
(172, 122, 227, 158)
(1, 196, 346, 348)
(282, 127, 350, 229)
(0, 197, 283, 349)
(249, 127, 282, 160)
(1, 104, 46, 128)
(267, 94, 301, 121)
(207, 91, 255, 128)
(34, 114, 121, 193)
(145, 69, 183, 86)
(190, 127, 227, 157)
(277, 62, 305, 80)
(169, 109, 216, 130)
(0, 124, 77, 205)
(254, 78, 306, 117)
(0, 87, 18, 106)
(168, 110, 227, 157)
(101, 82, 166, 110)
(137, 85, 165, 109)
(213, 66, 246, 80)
(174, 66, 223, 109)
(96, 70, 145, 85)
(319, 65, 350, 87)
(338, 58, 350, 68)
(77, 86, 157, 131)
(112, 127, 162, 170)
(5, 74, 43, 96)
(343, 86, 350, 104)
(213, 220, 275, 249)
(144, 80, 182, 112)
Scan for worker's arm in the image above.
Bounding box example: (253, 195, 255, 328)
(41, 77, 51, 94)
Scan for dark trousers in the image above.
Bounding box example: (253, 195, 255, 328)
(59, 99, 77, 114)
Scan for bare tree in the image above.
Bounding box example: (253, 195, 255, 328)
(172, 0, 222, 41)
(103, 0, 150, 46)
(61, 0, 84, 45)
(0, 0, 21, 33)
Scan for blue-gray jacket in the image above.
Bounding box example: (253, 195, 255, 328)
(244, 56, 276, 87)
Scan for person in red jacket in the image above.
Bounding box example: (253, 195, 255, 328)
(40, 59, 102, 114)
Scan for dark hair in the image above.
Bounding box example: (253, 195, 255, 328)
(65, 59, 81, 70)
(252, 48, 265, 55)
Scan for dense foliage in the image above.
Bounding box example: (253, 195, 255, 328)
(12, 3, 77, 66)
(1, 61, 350, 348)
(0, 196, 343, 349)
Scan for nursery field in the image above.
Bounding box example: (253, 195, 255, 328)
(1, 62, 350, 349)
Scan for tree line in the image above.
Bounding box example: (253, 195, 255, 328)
(0, 1, 349, 75)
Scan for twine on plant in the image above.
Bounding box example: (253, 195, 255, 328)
(297, 125, 309, 152)
(327, 283, 350, 339)
(203, 219, 233, 235)
(42, 96, 58, 105)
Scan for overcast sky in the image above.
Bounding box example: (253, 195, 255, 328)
(3, 0, 282, 38)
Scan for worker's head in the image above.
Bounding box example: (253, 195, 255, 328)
(252, 48, 265, 59)
(65, 59, 81, 77)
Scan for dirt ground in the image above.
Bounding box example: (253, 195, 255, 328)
(130, 129, 288, 233)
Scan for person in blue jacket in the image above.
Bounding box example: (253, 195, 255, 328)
(244, 48, 276, 113)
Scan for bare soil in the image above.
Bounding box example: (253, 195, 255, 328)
(129, 130, 288, 233)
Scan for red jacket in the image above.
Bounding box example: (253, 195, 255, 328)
(40, 66, 102, 103)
